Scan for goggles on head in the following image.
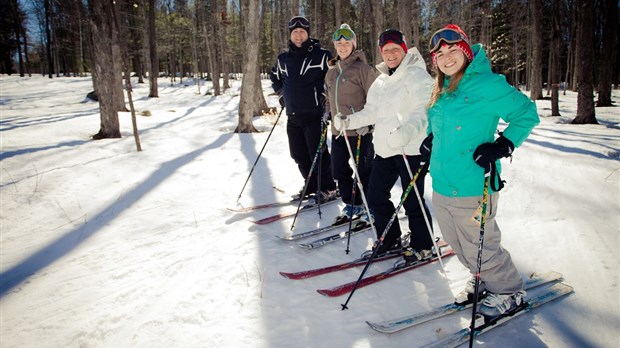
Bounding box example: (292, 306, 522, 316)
(378, 29, 405, 47)
(429, 28, 469, 53)
(332, 27, 355, 41)
(288, 17, 310, 31)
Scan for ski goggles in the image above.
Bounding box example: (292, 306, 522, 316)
(429, 28, 469, 53)
(332, 27, 355, 41)
(378, 29, 405, 47)
(288, 17, 310, 31)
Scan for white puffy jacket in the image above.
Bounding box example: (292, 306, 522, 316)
(344, 48, 433, 158)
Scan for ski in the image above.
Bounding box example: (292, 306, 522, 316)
(365, 271, 564, 333)
(280, 240, 448, 280)
(316, 250, 456, 297)
(297, 221, 372, 249)
(420, 282, 574, 348)
(276, 216, 360, 241)
(227, 197, 308, 213)
(279, 251, 401, 280)
(252, 199, 339, 225)
(228, 201, 298, 213)
(297, 216, 408, 249)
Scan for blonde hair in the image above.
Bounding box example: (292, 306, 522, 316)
(428, 60, 470, 107)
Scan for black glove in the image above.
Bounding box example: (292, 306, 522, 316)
(419, 133, 433, 162)
(278, 95, 285, 108)
(473, 135, 514, 170)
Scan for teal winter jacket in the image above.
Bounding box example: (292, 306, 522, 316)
(427, 44, 540, 197)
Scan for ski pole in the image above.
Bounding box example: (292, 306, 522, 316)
(401, 152, 446, 273)
(290, 124, 329, 231)
(314, 97, 331, 219)
(316, 119, 326, 218)
(236, 107, 284, 203)
(344, 134, 362, 254)
(341, 161, 427, 310)
(468, 170, 491, 348)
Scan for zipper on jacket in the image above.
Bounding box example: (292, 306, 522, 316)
(334, 61, 344, 114)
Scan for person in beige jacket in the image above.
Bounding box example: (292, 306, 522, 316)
(324, 24, 379, 225)
(334, 29, 434, 262)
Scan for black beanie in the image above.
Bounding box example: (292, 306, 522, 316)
(288, 16, 310, 36)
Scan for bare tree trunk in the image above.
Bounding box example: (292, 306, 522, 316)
(571, 0, 597, 124)
(112, 0, 142, 151)
(550, 0, 562, 116)
(334, 0, 342, 26)
(128, 1, 144, 84)
(571, 5, 580, 91)
(289, 0, 299, 18)
(22, 23, 31, 76)
(596, 0, 617, 106)
(371, 0, 384, 65)
(479, 0, 492, 49)
(237, 0, 265, 133)
(205, 0, 221, 96)
(221, 0, 231, 90)
(148, 0, 159, 97)
(396, 0, 413, 48)
(529, 0, 543, 100)
(44, 0, 54, 78)
(88, 0, 122, 139)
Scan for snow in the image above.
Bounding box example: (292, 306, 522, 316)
(1, 75, 618, 348)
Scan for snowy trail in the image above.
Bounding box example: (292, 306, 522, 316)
(1, 76, 618, 347)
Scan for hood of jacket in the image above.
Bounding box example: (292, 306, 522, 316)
(325, 50, 378, 137)
(343, 47, 434, 158)
(427, 43, 540, 197)
(289, 38, 322, 56)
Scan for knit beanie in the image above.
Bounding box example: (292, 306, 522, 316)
(288, 16, 310, 36)
(431, 24, 473, 66)
(378, 29, 408, 54)
(332, 24, 357, 48)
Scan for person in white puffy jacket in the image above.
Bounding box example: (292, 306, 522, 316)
(334, 29, 434, 262)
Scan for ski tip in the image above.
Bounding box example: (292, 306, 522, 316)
(529, 270, 563, 281)
(279, 271, 294, 279)
(365, 321, 392, 333)
(275, 235, 293, 241)
(297, 243, 312, 249)
(316, 289, 331, 297)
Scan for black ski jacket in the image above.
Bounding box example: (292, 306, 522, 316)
(270, 39, 332, 125)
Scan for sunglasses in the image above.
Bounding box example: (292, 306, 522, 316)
(378, 29, 405, 47)
(288, 17, 310, 31)
(332, 27, 355, 41)
(429, 28, 469, 53)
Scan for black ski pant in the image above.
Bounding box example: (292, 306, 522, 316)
(286, 120, 336, 194)
(368, 154, 433, 254)
(331, 134, 374, 205)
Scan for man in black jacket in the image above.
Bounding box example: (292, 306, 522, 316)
(270, 16, 337, 201)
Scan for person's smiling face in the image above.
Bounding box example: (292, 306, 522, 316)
(290, 28, 308, 48)
(334, 39, 354, 60)
(380, 43, 406, 69)
(435, 44, 467, 77)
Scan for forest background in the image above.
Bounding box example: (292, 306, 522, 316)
(1, 0, 618, 138)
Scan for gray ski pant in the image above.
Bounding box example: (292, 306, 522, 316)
(432, 191, 523, 294)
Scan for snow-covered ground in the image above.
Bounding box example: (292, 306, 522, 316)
(1, 75, 618, 348)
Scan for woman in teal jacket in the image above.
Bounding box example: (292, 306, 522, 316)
(423, 24, 539, 320)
